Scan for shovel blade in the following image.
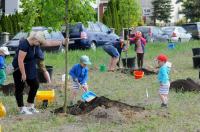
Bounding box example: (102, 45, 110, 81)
(82, 91, 96, 102)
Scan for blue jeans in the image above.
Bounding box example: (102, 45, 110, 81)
(103, 45, 119, 58)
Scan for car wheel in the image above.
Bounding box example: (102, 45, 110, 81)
(90, 41, 96, 51)
(178, 38, 182, 43)
(150, 38, 154, 43)
(58, 45, 65, 53)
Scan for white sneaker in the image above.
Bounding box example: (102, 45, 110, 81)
(28, 107, 39, 113)
(20, 107, 33, 115)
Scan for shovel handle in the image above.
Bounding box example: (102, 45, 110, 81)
(77, 82, 87, 92)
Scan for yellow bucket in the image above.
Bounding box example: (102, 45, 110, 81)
(36, 90, 55, 105)
(0, 103, 6, 118)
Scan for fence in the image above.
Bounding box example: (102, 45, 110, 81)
(0, 33, 14, 46)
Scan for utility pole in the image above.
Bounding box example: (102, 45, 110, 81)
(97, 0, 100, 22)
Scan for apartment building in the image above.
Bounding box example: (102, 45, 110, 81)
(0, 0, 21, 15)
(97, 0, 183, 25)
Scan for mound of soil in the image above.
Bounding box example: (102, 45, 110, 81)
(87, 106, 126, 123)
(53, 96, 145, 116)
(170, 78, 200, 92)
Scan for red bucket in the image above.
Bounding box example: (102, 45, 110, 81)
(134, 70, 144, 79)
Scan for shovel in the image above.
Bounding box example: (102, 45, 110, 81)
(78, 83, 97, 102)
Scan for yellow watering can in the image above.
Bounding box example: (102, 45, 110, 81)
(0, 102, 6, 118)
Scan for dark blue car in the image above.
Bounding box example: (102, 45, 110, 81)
(65, 22, 119, 50)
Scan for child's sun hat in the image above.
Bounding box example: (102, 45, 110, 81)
(80, 55, 91, 65)
(0, 47, 10, 55)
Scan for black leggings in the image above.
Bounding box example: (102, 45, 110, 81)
(13, 70, 39, 107)
(137, 53, 144, 69)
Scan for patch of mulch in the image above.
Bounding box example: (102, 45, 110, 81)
(53, 96, 145, 115)
(170, 78, 200, 92)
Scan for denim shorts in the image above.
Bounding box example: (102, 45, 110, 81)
(103, 45, 120, 58)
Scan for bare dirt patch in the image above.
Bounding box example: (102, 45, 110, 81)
(53, 96, 146, 123)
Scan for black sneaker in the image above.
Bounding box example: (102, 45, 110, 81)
(161, 103, 168, 108)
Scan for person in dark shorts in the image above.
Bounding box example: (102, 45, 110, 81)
(103, 39, 127, 71)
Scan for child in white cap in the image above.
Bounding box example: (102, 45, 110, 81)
(69, 55, 91, 105)
(0, 47, 10, 86)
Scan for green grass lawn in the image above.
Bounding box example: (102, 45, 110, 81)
(0, 41, 200, 132)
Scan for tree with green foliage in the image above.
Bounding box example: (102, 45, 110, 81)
(177, 0, 200, 22)
(103, 0, 142, 34)
(20, 0, 96, 31)
(0, 14, 7, 32)
(0, 12, 22, 34)
(15, 12, 22, 32)
(7, 16, 14, 34)
(102, 0, 120, 33)
(152, 0, 173, 24)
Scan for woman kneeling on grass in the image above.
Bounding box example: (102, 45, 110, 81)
(102, 39, 127, 72)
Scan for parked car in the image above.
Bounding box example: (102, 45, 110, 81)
(182, 22, 200, 39)
(4, 27, 64, 55)
(134, 26, 168, 42)
(62, 22, 119, 50)
(162, 26, 192, 42)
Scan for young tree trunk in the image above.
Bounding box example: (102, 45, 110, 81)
(63, 0, 69, 113)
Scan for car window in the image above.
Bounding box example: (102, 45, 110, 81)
(50, 31, 64, 40)
(43, 30, 51, 39)
(93, 24, 101, 32)
(136, 27, 149, 33)
(12, 32, 28, 40)
(156, 28, 163, 34)
(182, 24, 197, 32)
(69, 23, 83, 33)
(178, 27, 186, 33)
(99, 23, 109, 33)
(152, 28, 159, 34)
(87, 22, 94, 31)
(162, 27, 174, 33)
(197, 24, 200, 30)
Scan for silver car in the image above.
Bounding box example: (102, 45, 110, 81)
(162, 26, 192, 42)
(135, 26, 169, 42)
(4, 27, 64, 55)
